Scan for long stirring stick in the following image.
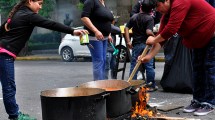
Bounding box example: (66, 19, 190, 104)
(127, 45, 150, 82)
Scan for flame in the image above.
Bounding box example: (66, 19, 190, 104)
(131, 87, 154, 118)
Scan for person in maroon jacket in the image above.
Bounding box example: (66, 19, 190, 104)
(0, 0, 88, 119)
(138, 0, 215, 116)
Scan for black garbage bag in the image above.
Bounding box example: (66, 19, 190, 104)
(160, 34, 193, 94)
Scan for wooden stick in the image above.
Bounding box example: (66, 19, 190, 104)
(127, 45, 150, 82)
(149, 116, 201, 120)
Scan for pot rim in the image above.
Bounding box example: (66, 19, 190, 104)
(79, 79, 131, 91)
(40, 87, 106, 97)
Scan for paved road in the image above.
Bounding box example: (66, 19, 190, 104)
(0, 60, 214, 120)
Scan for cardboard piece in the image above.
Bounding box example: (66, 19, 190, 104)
(157, 105, 184, 112)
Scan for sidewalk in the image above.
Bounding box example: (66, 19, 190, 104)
(16, 49, 165, 62)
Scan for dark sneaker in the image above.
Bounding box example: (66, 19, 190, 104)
(147, 86, 158, 92)
(194, 103, 214, 116)
(10, 112, 37, 120)
(183, 100, 201, 113)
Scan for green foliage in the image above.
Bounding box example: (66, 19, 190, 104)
(0, 0, 56, 18)
(0, 0, 16, 15)
(76, 2, 84, 11)
(38, 0, 56, 18)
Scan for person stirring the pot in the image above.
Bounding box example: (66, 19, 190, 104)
(0, 0, 88, 119)
(138, 0, 215, 116)
(81, 0, 114, 80)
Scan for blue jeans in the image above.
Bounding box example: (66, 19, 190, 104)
(192, 37, 215, 105)
(0, 54, 19, 119)
(105, 51, 116, 79)
(88, 39, 107, 80)
(130, 43, 156, 87)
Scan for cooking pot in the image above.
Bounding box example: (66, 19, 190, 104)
(41, 87, 108, 120)
(129, 80, 145, 107)
(79, 80, 133, 118)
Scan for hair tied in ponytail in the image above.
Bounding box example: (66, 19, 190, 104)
(5, 18, 11, 32)
(5, 0, 26, 32)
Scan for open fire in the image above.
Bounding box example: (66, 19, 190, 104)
(131, 86, 157, 119)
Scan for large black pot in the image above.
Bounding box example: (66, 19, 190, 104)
(129, 80, 145, 107)
(41, 87, 108, 120)
(79, 80, 133, 118)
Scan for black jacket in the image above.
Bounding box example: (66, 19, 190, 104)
(81, 0, 113, 36)
(0, 6, 74, 55)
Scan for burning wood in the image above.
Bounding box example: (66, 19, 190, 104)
(131, 86, 200, 120)
(131, 86, 157, 118)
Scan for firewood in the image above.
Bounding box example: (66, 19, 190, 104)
(149, 116, 200, 120)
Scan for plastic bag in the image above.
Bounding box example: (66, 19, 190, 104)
(160, 34, 193, 93)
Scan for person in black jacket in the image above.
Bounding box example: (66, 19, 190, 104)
(81, 0, 114, 80)
(0, 0, 88, 120)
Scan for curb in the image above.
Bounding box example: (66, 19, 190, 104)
(16, 55, 165, 62)
(155, 57, 165, 62)
(16, 56, 61, 61)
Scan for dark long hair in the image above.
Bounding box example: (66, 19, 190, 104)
(5, 0, 30, 31)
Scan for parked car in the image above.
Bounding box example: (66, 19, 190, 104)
(58, 34, 90, 62)
(58, 33, 129, 62)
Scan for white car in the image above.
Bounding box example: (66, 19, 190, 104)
(58, 34, 128, 62)
(58, 34, 90, 62)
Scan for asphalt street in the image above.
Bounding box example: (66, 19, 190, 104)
(0, 60, 214, 120)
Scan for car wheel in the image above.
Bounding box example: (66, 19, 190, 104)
(115, 45, 129, 62)
(61, 46, 74, 62)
